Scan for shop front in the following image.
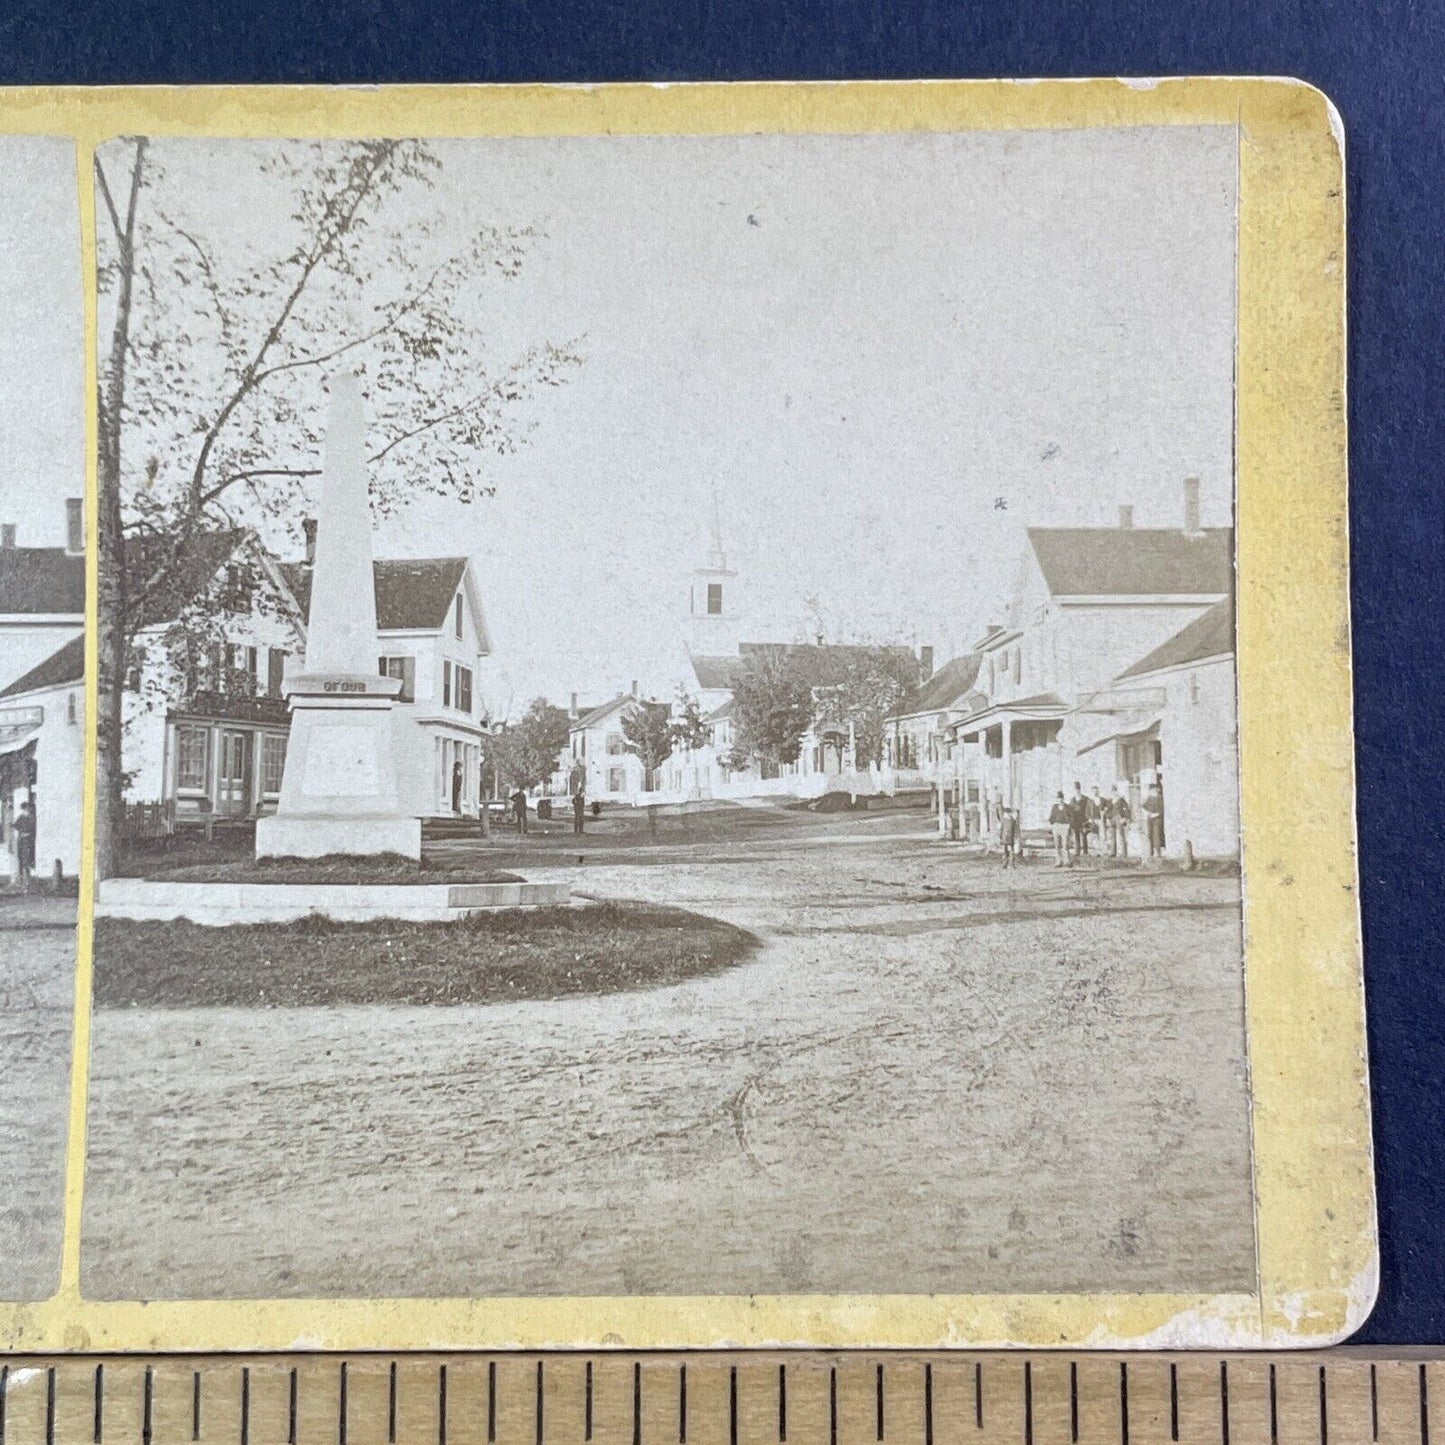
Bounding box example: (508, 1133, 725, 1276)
(161, 691, 292, 832)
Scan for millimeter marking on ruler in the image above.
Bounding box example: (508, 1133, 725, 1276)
(0, 1353, 1442, 1445)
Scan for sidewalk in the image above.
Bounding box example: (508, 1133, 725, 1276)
(0, 893, 79, 929)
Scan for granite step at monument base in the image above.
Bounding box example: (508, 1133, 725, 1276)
(94, 876, 572, 926)
(255, 811, 422, 862)
(421, 814, 491, 840)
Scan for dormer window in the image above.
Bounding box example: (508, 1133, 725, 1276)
(454, 595, 463, 639)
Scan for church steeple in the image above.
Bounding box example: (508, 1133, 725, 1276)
(688, 480, 740, 654)
(706, 479, 727, 571)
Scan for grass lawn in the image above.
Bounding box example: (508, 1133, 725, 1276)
(119, 850, 525, 886)
(92, 901, 758, 1009)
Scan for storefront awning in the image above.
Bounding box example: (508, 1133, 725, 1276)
(1072, 685, 1168, 715)
(0, 706, 44, 755)
(946, 693, 1069, 738)
(1077, 716, 1161, 755)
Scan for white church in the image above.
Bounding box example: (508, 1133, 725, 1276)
(623, 492, 927, 805)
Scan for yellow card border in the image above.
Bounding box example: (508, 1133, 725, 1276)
(0, 77, 1370, 1352)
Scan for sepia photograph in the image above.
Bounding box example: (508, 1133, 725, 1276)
(81, 124, 1253, 1303)
(0, 133, 86, 1301)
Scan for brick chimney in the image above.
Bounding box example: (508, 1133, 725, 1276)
(919, 644, 935, 679)
(302, 517, 318, 564)
(569, 691, 578, 718)
(1183, 476, 1203, 537)
(630, 678, 638, 698)
(1118, 505, 1134, 530)
(65, 498, 84, 554)
(1, 524, 14, 549)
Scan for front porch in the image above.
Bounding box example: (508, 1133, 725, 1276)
(939, 693, 1070, 839)
(149, 691, 292, 837)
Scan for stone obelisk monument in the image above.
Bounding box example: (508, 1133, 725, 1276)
(255, 373, 421, 860)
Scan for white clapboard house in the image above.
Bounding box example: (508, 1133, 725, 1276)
(0, 498, 87, 880)
(120, 525, 493, 833)
(939, 480, 1238, 857)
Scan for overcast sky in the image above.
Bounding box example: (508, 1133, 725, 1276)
(0, 137, 82, 550)
(130, 126, 1239, 716)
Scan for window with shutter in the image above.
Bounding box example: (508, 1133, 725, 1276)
(378, 655, 416, 703)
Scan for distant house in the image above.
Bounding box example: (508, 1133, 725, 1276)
(0, 498, 85, 693)
(565, 692, 648, 802)
(885, 652, 983, 784)
(281, 548, 493, 819)
(1112, 593, 1238, 859)
(688, 653, 742, 718)
(121, 526, 493, 830)
(686, 640, 925, 800)
(0, 499, 87, 880)
(945, 480, 1234, 836)
(123, 529, 309, 831)
(0, 634, 85, 880)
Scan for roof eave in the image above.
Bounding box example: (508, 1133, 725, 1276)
(1116, 648, 1234, 684)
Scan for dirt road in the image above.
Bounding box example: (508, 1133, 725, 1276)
(0, 904, 76, 1300)
(81, 836, 1254, 1300)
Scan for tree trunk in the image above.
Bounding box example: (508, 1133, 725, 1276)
(93, 486, 126, 881)
(92, 140, 146, 880)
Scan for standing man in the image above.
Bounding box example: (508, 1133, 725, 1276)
(1090, 785, 1106, 855)
(1068, 780, 1091, 859)
(1110, 783, 1133, 859)
(1000, 805, 1020, 868)
(1101, 788, 1118, 857)
(1144, 779, 1165, 858)
(572, 788, 586, 835)
(510, 787, 529, 835)
(13, 797, 36, 894)
(451, 758, 464, 815)
(1049, 791, 1071, 868)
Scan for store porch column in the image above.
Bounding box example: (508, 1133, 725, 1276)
(1002, 716, 1014, 812)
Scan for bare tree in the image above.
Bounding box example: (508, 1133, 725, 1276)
(93, 137, 581, 872)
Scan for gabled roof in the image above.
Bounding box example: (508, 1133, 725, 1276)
(947, 691, 1070, 736)
(706, 697, 736, 723)
(1116, 595, 1235, 681)
(0, 634, 84, 699)
(281, 556, 470, 633)
(690, 654, 743, 691)
(0, 546, 85, 616)
(128, 527, 255, 628)
(570, 693, 638, 732)
(889, 653, 983, 721)
(1027, 526, 1233, 598)
(375, 558, 469, 632)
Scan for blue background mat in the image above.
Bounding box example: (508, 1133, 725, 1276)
(2, 0, 1440, 1343)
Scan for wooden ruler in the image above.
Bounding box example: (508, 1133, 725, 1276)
(0, 1353, 1438, 1445)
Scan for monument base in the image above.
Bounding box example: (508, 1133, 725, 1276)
(255, 812, 422, 861)
(259, 684, 419, 861)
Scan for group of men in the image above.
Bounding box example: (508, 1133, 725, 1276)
(503, 787, 591, 836)
(1041, 777, 1165, 866)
